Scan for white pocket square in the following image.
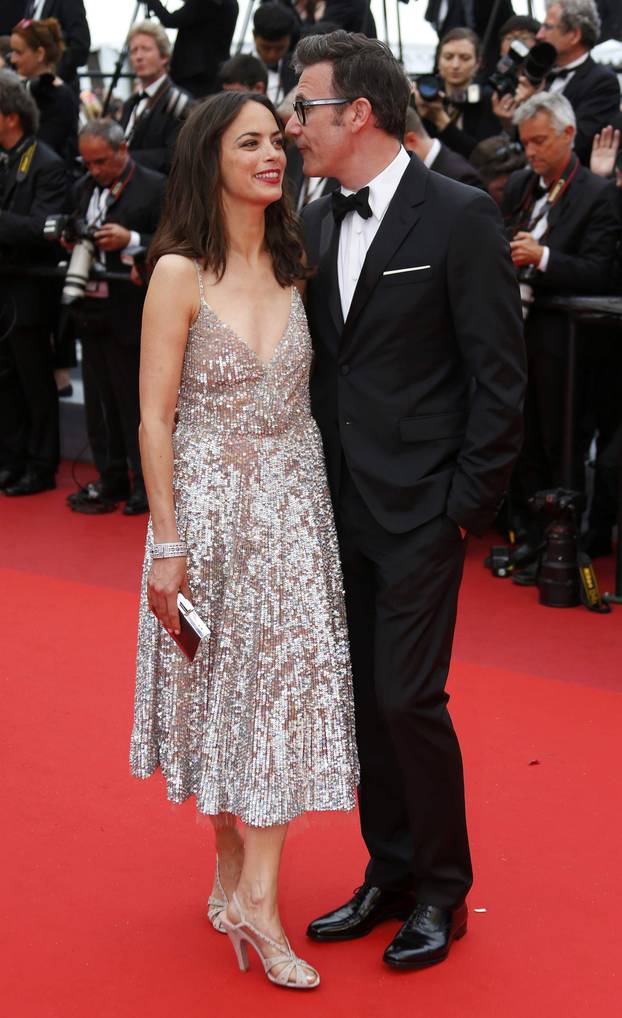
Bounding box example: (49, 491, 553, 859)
(383, 265, 431, 276)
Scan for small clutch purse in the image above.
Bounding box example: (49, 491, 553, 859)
(169, 593, 209, 662)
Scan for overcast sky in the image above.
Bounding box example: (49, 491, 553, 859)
(84, 0, 542, 62)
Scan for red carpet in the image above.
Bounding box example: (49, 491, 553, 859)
(2, 463, 621, 1017)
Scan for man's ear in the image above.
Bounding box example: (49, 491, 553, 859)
(350, 97, 373, 133)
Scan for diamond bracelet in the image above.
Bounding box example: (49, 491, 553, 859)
(152, 541, 187, 559)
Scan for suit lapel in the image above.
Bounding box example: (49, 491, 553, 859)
(342, 158, 428, 338)
(317, 204, 344, 336)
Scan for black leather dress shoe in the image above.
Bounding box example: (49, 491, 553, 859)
(0, 467, 22, 490)
(67, 479, 129, 514)
(4, 470, 55, 496)
(122, 488, 149, 516)
(307, 885, 414, 942)
(383, 902, 468, 970)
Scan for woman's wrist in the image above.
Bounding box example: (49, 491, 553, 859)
(152, 541, 187, 559)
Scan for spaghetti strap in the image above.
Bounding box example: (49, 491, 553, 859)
(193, 258, 206, 304)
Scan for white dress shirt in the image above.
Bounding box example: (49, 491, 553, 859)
(423, 137, 442, 170)
(548, 52, 589, 94)
(125, 74, 168, 138)
(337, 146, 411, 319)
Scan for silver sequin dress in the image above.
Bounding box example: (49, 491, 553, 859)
(130, 266, 359, 827)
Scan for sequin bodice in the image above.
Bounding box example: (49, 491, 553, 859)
(176, 289, 312, 438)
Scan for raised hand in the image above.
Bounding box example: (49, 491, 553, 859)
(590, 125, 620, 179)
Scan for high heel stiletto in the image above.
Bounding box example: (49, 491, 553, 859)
(221, 893, 320, 990)
(207, 859, 228, 934)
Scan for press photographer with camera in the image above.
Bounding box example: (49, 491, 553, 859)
(145, 0, 239, 99)
(62, 119, 165, 516)
(0, 69, 67, 497)
(413, 27, 502, 160)
(502, 91, 620, 573)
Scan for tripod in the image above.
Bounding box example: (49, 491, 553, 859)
(102, 1, 150, 115)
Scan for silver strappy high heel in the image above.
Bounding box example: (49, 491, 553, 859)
(221, 893, 320, 990)
(206, 858, 228, 933)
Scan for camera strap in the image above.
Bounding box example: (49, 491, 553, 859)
(577, 552, 611, 613)
(2, 135, 37, 213)
(125, 78, 189, 147)
(518, 154, 580, 234)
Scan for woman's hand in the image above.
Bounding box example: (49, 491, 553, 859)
(590, 125, 620, 179)
(411, 83, 451, 131)
(147, 556, 191, 635)
(491, 90, 518, 130)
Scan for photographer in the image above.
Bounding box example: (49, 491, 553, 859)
(0, 69, 67, 496)
(536, 0, 620, 164)
(503, 92, 620, 566)
(146, 0, 239, 99)
(120, 21, 191, 175)
(65, 119, 165, 516)
(413, 28, 501, 160)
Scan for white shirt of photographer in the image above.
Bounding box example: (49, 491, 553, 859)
(85, 185, 141, 265)
(337, 146, 410, 320)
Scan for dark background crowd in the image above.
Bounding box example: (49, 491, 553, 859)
(0, 0, 621, 580)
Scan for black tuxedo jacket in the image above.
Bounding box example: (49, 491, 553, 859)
(70, 161, 166, 336)
(302, 156, 526, 537)
(31, 0, 91, 85)
(554, 57, 621, 165)
(503, 163, 621, 295)
(0, 135, 67, 325)
(148, 0, 238, 92)
(120, 79, 192, 175)
(428, 142, 485, 189)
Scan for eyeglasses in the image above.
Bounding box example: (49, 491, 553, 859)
(292, 97, 355, 126)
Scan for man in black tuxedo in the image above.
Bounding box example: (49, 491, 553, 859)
(19, 1, 90, 89)
(120, 21, 191, 175)
(66, 119, 165, 516)
(253, 3, 299, 105)
(404, 104, 485, 189)
(537, 0, 620, 165)
(503, 90, 620, 556)
(285, 31, 526, 969)
(0, 69, 67, 496)
(146, 0, 239, 98)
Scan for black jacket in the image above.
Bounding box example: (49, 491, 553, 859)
(120, 78, 192, 175)
(32, 0, 91, 85)
(28, 74, 78, 164)
(426, 0, 515, 77)
(427, 142, 485, 189)
(0, 135, 68, 325)
(70, 160, 166, 335)
(549, 56, 621, 166)
(147, 0, 239, 94)
(302, 156, 526, 536)
(503, 162, 621, 295)
(425, 89, 501, 160)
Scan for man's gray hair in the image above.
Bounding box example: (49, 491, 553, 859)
(546, 0, 601, 49)
(513, 90, 577, 133)
(0, 69, 39, 136)
(79, 118, 126, 150)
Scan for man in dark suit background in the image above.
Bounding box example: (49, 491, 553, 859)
(0, 69, 68, 496)
(120, 20, 191, 175)
(537, 0, 620, 164)
(146, 0, 239, 98)
(253, 3, 298, 105)
(286, 31, 526, 969)
(404, 104, 485, 188)
(426, 0, 516, 77)
(18, 0, 90, 89)
(503, 90, 620, 565)
(66, 119, 165, 516)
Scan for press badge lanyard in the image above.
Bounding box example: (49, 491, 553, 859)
(521, 154, 580, 234)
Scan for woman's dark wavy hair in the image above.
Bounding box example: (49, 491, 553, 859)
(150, 91, 311, 286)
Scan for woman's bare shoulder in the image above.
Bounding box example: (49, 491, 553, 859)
(151, 253, 198, 284)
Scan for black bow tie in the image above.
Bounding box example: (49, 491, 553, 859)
(135, 91, 150, 103)
(331, 187, 373, 225)
(547, 67, 573, 82)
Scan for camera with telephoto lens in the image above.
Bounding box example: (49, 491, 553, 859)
(43, 213, 99, 305)
(528, 488, 583, 607)
(488, 40, 557, 98)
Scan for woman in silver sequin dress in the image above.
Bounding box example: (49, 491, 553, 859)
(130, 93, 359, 988)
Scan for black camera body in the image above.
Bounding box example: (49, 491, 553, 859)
(412, 73, 481, 107)
(43, 213, 97, 246)
(488, 41, 557, 98)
